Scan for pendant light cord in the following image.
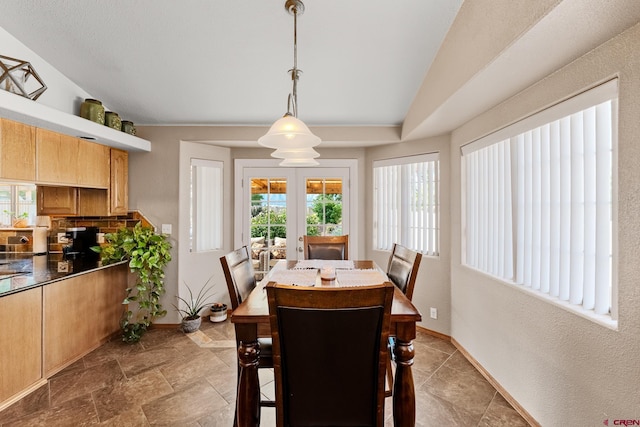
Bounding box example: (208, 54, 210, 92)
(288, 4, 300, 118)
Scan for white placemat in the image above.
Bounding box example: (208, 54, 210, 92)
(294, 260, 355, 270)
(267, 268, 318, 287)
(335, 269, 388, 287)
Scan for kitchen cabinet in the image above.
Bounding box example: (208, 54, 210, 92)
(0, 287, 43, 404)
(78, 188, 108, 216)
(37, 186, 77, 215)
(36, 128, 79, 185)
(0, 118, 36, 181)
(37, 186, 109, 216)
(77, 139, 110, 188)
(110, 148, 128, 215)
(43, 264, 127, 376)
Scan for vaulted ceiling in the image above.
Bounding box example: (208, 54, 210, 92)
(1, 0, 639, 146)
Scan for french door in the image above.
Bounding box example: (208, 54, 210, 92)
(235, 159, 355, 276)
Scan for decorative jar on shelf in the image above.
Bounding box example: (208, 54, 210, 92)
(121, 120, 136, 135)
(105, 111, 122, 130)
(79, 98, 105, 124)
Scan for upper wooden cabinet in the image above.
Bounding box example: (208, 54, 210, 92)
(77, 140, 110, 189)
(36, 129, 111, 188)
(36, 128, 79, 185)
(0, 118, 36, 181)
(110, 148, 128, 215)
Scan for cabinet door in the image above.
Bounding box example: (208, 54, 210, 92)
(110, 148, 128, 215)
(36, 129, 79, 185)
(0, 287, 42, 403)
(37, 186, 77, 215)
(43, 265, 127, 376)
(78, 188, 108, 216)
(0, 118, 36, 181)
(77, 139, 110, 188)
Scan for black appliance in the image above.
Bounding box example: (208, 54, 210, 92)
(63, 227, 99, 260)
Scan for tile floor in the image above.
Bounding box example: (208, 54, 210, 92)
(0, 320, 530, 426)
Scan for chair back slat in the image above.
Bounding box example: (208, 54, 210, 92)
(267, 282, 394, 427)
(303, 235, 349, 260)
(220, 246, 257, 310)
(386, 243, 422, 300)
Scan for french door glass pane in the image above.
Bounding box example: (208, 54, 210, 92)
(250, 178, 288, 275)
(305, 178, 343, 236)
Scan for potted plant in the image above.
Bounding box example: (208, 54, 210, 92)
(173, 277, 216, 333)
(209, 302, 228, 323)
(4, 210, 28, 228)
(92, 221, 172, 343)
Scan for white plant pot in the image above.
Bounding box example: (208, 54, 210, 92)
(209, 303, 228, 322)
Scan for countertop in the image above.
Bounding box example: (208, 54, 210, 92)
(0, 253, 128, 297)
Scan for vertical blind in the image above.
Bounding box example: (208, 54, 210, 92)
(373, 153, 439, 255)
(462, 79, 616, 317)
(191, 159, 223, 252)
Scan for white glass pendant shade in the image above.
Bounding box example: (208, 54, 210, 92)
(258, 114, 321, 149)
(270, 146, 319, 159)
(279, 157, 319, 167)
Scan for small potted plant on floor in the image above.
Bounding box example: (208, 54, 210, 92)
(174, 278, 216, 333)
(209, 302, 228, 323)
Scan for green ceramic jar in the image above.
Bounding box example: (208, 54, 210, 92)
(105, 111, 121, 131)
(121, 120, 136, 135)
(79, 99, 105, 124)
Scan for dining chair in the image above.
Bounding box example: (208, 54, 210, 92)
(219, 246, 275, 418)
(266, 281, 394, 427)
(302, 234, 349, 260)
(385, 243, 422, 397)
(386, 243, 422, 300)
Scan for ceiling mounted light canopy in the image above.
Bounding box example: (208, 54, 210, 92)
(258, 0, 320, 167)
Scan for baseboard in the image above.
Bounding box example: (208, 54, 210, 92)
(451, 338, 540, 427)
(416, 325, 451, 341)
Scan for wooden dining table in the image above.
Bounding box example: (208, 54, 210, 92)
(230, 260, 422, 427)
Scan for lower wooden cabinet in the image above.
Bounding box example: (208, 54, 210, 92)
(0, 288, 43, 404)
(43, 264, 127, 376)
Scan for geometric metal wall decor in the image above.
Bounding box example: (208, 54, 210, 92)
(0, 55, 47, 100)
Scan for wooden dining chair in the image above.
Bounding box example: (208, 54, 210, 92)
(386, 243, 422, 300)
(385, 243, 422, 397)
(302, 234, 349, 260)
(219, 246, 275, 418)
(266, 281, 394, 427)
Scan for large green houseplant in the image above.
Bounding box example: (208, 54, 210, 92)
(94, 221, 172, 343)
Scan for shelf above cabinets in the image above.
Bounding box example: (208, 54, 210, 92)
(0, 89, 150, 152)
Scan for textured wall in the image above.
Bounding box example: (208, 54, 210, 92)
(450, 22, 640, 425)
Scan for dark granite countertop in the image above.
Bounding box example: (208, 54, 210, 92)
(0, 253, 128, 297)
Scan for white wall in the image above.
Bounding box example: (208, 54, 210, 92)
(450, 22, 640, 425)
(0, 26, 94, 115)
(365, 135, 451, 335)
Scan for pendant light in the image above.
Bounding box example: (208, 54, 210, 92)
(258, 0, 320, 167)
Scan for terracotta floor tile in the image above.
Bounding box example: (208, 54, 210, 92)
(49, 359, 123, 407)
(3, 395, 99, 427)
(141, 377, 229, 426)
(92, 369, 173, 422)
(421, 364, 497, 418)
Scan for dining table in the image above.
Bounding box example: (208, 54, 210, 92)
(230, 259, 422, 427)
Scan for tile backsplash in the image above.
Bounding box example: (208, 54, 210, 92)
(0, 211, 155, 254)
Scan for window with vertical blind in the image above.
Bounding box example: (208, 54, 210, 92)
(190, 158, 223, 252)
(462, 79, 617, 322)
(373, 153, 439, 255)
